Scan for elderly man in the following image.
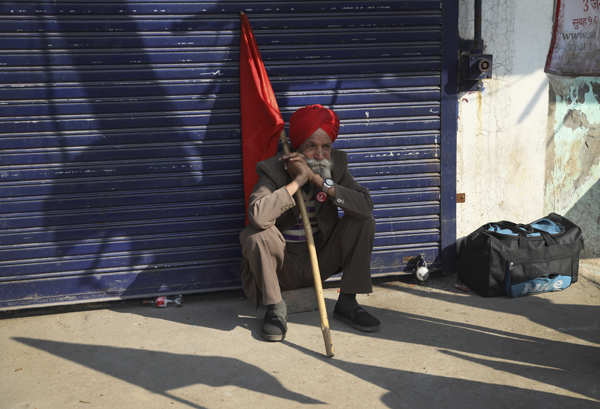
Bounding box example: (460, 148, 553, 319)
(240, 104, 380, 341)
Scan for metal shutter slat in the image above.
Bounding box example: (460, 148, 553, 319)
(0, 0, 456, 309)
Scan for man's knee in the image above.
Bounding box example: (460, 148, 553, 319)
(363, 215, 376, 235)
(239, 225, 263, 252)
(342, 215, 375, 238)
(240, 225, 285, 255)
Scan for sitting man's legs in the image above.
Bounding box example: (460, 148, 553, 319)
(240, 215, 380, 342)
(318, 214, 380, 332)
(239, 224, 288, 341)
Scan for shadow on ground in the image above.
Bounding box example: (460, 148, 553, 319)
(110, 274, 600, 406)
(287, 282, 600, 406)
(12, 337, 323, 409)
(10, 274, 600, 408)
(283, 340, 599, 409)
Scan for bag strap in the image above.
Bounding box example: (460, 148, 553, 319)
(504, 261, 516, 297)
(495, 220, 558, 247)
(492, 221, 529, 236)
(528, 226, 558, 246)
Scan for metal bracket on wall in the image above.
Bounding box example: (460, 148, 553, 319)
(458, 0, 493, 92)
(458, 39, 492, 92)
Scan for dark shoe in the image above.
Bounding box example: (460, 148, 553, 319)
(333, 302, 380, 332)
(261, 303, 287, 342)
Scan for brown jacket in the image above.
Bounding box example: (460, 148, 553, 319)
(247, 148, 373, 247)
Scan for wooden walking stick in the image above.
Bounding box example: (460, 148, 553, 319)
(279, 130, 334, 357)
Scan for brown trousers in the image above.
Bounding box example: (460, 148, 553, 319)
(239, 215, 375, 305)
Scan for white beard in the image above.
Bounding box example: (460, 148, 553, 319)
(306, 158, 333, 179)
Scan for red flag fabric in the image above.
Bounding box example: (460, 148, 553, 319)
(239, 12, 284, 223)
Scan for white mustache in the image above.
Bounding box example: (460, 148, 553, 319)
(306, 158, 333, 179)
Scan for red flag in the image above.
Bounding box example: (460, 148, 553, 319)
(239, 12, 284, 223)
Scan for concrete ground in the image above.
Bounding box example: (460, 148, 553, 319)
(2, 261, 599, 409)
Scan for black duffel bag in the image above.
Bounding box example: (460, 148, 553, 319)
(457, 213, 584, 297)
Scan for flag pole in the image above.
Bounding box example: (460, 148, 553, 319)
(240, 11, 333, 357)
(279, 130, 334, 357)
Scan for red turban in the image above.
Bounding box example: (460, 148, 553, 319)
(289, 104, 340, 149)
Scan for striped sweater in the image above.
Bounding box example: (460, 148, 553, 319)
(282, 197, 319, 242)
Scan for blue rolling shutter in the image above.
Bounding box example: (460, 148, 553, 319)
(0, 1, 457, 309)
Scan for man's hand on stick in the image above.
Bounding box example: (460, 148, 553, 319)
(281, 152, 313, 185)
(281, 153, 316, 197)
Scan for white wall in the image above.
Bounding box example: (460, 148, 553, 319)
(456, 0, 555, 237)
